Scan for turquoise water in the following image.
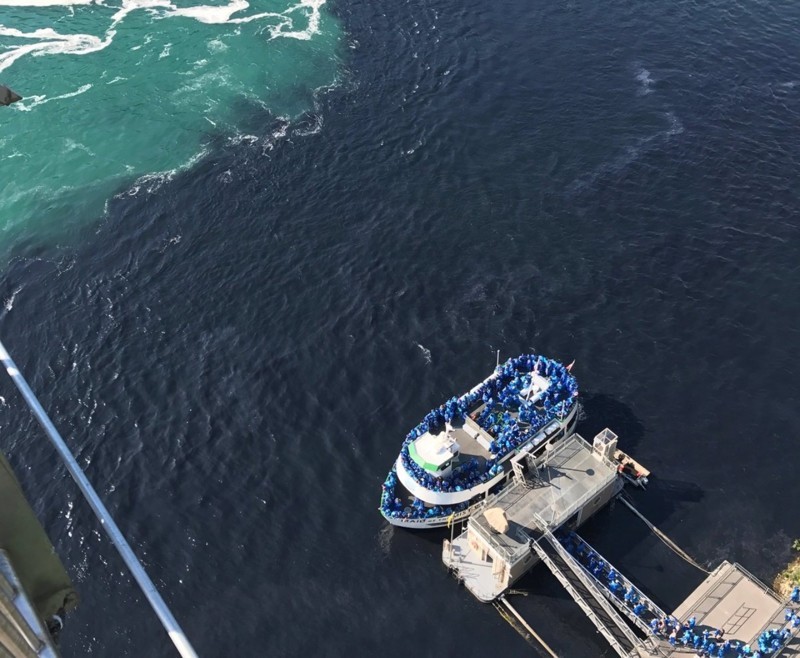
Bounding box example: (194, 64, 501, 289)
(0, 0, 342, 243)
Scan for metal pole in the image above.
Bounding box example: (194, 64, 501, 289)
(0, 339, 199, 658)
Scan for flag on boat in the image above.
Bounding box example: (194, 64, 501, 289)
(446, 512, 456, 528)
(566, 359, 575, 372)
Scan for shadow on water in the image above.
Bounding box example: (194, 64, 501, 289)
(632, 477, 705, 525)
(578, 391, 646, 451)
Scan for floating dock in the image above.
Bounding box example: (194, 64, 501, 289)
(443, 428, 800, 657)
(443, 430, 622, 602)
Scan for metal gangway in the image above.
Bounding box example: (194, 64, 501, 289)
(530, 530, 663, 658)
(559, 531, 670, 639)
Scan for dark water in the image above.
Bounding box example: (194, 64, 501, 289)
(2, 0, 800, 656)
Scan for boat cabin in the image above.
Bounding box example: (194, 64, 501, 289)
(408, 429, 460, 478)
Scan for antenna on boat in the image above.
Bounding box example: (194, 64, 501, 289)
(496, 350, 500, 368)
(0, 338, 199, 658)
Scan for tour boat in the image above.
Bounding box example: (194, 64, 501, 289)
(379, 354, 580, 529)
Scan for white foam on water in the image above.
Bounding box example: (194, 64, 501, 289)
(260, 118, 290, 153)
(168, 0, 250, 24)
(159, 42, 171, 58)
(64, 137, 95, 155)
(13, 82, 92, 111)
(0, 26, 113, 74)
(207, 37, 227, 53)
(417, 343, 432, 364)
(269, 0, 324, 40)
(228, 133, 258, 145)
(116, 147, 208, 198)
(293, 112, 322, 137)
(3, 286, 22, 312)
(634, 64, 654, 95)
(1, 0, 327, 81)
(0, 0, 94, 5)
(110, 0, 173, 28)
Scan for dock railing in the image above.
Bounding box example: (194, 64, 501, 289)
(535, 470, 617, 529)
(530, 530, 652, 658)
(732, 562, 783, 601)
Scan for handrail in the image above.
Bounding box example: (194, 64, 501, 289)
(530, 533, 640, 658)
(540, 470, 616, 528)
(0, 339, 199, 658)
(543, 532, 641, 645)
(542, 532, 665, 656)
(732, 562, 782, 601)
(563, 533, 669, 637)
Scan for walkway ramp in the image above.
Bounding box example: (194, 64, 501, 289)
(560, 531, 668, 638)
(531, 531, 658, 658)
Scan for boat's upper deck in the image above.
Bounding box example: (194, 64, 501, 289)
(450, 420, 493, 462)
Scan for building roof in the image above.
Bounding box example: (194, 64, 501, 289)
(409, 430, 460, 472)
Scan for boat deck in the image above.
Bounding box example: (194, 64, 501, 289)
(450, 424, 493, 463)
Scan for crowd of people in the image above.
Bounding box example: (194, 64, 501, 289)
(400, 355, 577, 486)
(399, 450, 496, 493)
(379, 467, 472, 520)
(559, 531, 800, 657)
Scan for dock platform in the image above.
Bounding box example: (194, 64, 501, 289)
(443, 432, 622, 601)
(443, 428, 800, 657)
(667, 561, 800, 656)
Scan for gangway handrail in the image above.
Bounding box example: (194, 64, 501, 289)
(577, 562, 655, 637)
(543, 533, 646, 648)
(531, 530, 647, 657)
(0, 339, 199, 658)
(530, 539, 633, 658)
(749, 598, 800, 656)
(561, 532, 669, 637)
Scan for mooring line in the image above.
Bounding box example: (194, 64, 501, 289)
(496, 596, 560, 658)
(618, 495, 710, 575)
